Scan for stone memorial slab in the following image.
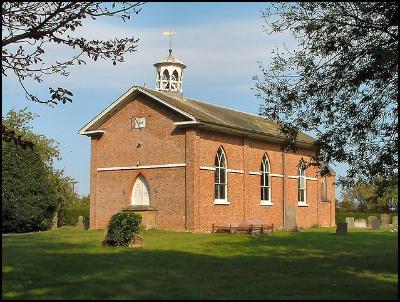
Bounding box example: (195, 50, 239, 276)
(392, 216, 398, 226)
(77, 215, 84, 228)
(371, 219, 381, 230)
(345, 217, 355, 228)
(129, 234, 144, 248)
(381, 214, 390, 228)
(367, 216, 378, 228)
(354, 219, 367, 228)
(336, 223, 347, 235)
(284, 207, 298, 231)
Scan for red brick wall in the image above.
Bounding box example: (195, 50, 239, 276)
(192, 129, 336, 231)
(94, 169, 186, 229)
(88, 93, 336, 231)
(89, 94, 187, 229)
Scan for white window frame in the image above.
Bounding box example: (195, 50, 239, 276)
(260, 154, 273, 206)
(298, 163, 308, 206)
(321, 176, 328, 200)
(214, 147, 229, 204)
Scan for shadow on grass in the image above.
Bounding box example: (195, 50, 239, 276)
(2, 229, 398, 300)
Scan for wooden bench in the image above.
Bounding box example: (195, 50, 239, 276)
(211, 222, 274, 235)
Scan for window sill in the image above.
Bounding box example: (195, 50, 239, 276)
(260, 201, 274, 206)
(297, 203, 309, 207)
(214, 199, 230, 205)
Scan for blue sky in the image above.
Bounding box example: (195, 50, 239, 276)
(2, 2, 347, 197)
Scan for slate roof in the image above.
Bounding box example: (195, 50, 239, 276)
(79, 85, 316, 146)
(140, 87, 316, 145)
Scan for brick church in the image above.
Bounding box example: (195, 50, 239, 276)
(79, 47, 336, 232)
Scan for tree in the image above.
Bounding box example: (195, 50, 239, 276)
(337, 192, 356, 213)
(2, 108, 81, 230)
(2, 138, 58, 233)
(339, 176, 398, 213)
(2, 2, 145, 106)
(254, 3, 398, 191)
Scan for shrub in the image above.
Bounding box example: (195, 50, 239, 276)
(103, 212, 142, 247)
(2, 140, 58, 233)
(60, 205, 89, 226)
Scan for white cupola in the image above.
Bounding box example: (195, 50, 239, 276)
(154, 48, 186, 94)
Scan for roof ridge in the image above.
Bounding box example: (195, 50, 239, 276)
(144, 86, 277, 124)
(184, 96, 267, 120)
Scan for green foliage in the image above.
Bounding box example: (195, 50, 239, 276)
(255, 3, 398, 189)
(60, 203, 89, 226)
(2, 140, 58, 233)
(103, 212, 142, 247)
(2, 108, 81, 232)
(338, 177, 398, 213)
(3, 108, 61, 167)
(337, 192, 357, 213)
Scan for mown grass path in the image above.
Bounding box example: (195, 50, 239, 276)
(2, 227, 398, 299)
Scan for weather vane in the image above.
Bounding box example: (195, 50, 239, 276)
(163, 29, 176, 52)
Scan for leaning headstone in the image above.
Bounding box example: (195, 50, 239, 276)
(381, 214, 390, 228)
(129, 234, 144, 248)
(336, 223, 347, 235)
(77, 216, 84, 228)
(354, 219, 367, 228)
(345, 217, 355, 228)
(371, 219, 381, 230)
(284, 207, 298, 231)
(392, 216, 398, 226)
(367, 216, 378, 228)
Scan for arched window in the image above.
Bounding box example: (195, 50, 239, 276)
(161, 69, 170, 89)
(321, 176, 327, 200)
(298, 163, 307, 204)
(171, 70, 179, 91)
(261, 154, 271, 203)
(132, 175, 150, 206)
(214, 147, 227, 201)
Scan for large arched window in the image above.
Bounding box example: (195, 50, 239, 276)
(298, 163, 307, 204)
(261, 154, 271, 203)
(214, 147, 227, 201)
(132, 175, 150, 206)
(321, 176, 328, 200)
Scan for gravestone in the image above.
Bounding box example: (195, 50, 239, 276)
(345, 217, 355, 228)
(77, 216, 84, 228)
(367, 216, 378, 228)
(371, 219, 381, 230)
(83, 216, 90, 230)
(336, 223, 347, 235)
(354, 219, 367, 228)
(381, 214, 390, 228)
(284, 207, 298, 231)
(129, 234, 144, 248)
(392, 216, 398, 226)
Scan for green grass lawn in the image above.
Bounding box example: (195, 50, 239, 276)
(2, 227, 398, 300)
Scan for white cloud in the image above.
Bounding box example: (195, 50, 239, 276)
(24, 16, 298, 92)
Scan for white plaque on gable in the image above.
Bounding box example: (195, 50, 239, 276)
(131, 117, 146, 129)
